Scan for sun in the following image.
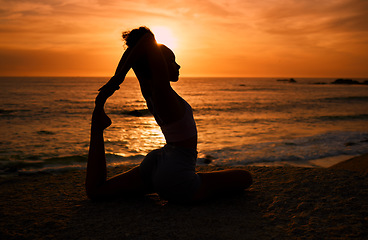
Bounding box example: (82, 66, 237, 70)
(151, 26, 177, 50)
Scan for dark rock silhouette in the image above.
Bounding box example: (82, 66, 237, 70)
(331, 79, 360, 84)
(277, 78, 296, 83)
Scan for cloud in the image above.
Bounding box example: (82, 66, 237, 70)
(0, 0, 242, 53)
(0, 46, 119, 76)
(0, 0, 367, 76)
(0, 0, 57, 17)
(237, 0, 368, 58)
(256, 0, 368, 35)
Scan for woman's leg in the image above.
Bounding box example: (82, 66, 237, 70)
(192, 170, 253, 201)
(85, 100, 145, 200)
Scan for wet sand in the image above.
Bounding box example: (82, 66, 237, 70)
(1, 155, 367, 239)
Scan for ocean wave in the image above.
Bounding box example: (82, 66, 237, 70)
(54, 99, 90, 104)
(316, 114, 368, 121)
(116, 109, 151, 117)
(0, 109, 34, 120)
(199, 131, 368, 166)
(36, 130, 56, 135)
(0, 109, 16, 114)
(319, 96, 368, 102)
(1, 131, 368, 174)
(0, 155, 88, 172)
(0, 108, 30, 115)
(219, 87, 284, 92)
(0, 154, 145, 175)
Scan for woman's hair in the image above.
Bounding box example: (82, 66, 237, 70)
(122, 26, 154, 48)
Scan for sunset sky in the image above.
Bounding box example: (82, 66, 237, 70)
(0, 0, 367, 77)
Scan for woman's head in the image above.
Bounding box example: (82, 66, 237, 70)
(159, 44, 180, 82)
(123, 26, 180, 82)
(122, 26, 154, 48)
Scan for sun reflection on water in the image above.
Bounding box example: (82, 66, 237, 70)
(105, 118, 165, 157)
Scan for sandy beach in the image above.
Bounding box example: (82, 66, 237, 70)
(1, 155, 367, 240)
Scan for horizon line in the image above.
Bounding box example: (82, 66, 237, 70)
(1, 75, 367, 79)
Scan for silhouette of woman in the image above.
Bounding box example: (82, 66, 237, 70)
(86, 27, 252, 203)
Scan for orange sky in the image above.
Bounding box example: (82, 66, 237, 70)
(0, 0, 367, 77)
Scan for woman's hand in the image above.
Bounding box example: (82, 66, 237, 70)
(98, 76, 121, 92)
(95, 78, 120, 106)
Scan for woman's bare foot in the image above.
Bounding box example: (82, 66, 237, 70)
(92, 106, 112, 130)
(92, 87, 118, 130)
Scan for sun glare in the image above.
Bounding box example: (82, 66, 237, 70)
(151, 26, 177, 50)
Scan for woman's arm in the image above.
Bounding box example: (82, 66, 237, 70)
(99, 34, 156, 92)
(98, 47, 133, 92)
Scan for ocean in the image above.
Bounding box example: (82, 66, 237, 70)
(1, 77, 368, 174)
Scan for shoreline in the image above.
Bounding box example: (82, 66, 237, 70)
(329, 153, 368, 173)
(3, 153, 366, 177)
(1, 154, 367, 239)
(248, 154, 359, 168)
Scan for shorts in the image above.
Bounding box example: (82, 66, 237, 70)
(140, 144, 201, 203)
